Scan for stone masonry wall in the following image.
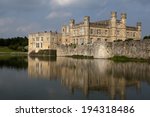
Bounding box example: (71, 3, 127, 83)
(57, 39, 150, 59)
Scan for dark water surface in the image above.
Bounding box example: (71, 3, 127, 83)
(0, 56, 150, 100)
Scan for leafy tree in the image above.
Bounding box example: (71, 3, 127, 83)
(143, 35, 150, 39)
(0, 36, 28, 52)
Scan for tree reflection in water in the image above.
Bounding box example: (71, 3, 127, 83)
(0, 56, 27, 69)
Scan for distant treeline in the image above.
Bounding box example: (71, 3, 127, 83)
(143, 35, 150, 39)
(0, 37, 28, 52)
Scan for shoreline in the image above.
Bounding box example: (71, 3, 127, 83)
(0, 52, 150, 63)
(0, 52, 28, 56)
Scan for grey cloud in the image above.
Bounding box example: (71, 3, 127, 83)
(0, 0, 48, 14)
(50, 0, 107, 9)
(0, 0, 150, 37)
(136, 0, 150, 5)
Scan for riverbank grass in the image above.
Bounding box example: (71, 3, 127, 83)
(110, 56, 149, 62)
(0, 46, 16, 52)
(0, 47, 27, 56)
(65, 55, 94, 59)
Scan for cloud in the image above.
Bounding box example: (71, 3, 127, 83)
(0, 0, 150, 37)
(0, 18, 14, 26)
(51, 0, 75, 6)
(16, 24, 37, 33)
(134, 0, 150, 5)
(0, 0, 48, 15)
(50, 0, 107, 9)
(46, 11, 72, 19)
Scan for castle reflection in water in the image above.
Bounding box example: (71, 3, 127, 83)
(28, 56, 150, 99)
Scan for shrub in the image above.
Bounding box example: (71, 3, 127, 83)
(125, 38, 133, 41)
(143, 35, 150, 40)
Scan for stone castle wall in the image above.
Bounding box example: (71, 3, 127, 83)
(57, 39, 150, 59)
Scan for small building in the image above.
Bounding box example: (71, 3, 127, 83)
(28, 31, 61, 54)
(61, 12, 141, 45)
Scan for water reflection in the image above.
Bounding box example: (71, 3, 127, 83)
(28, 56, 150, 99)
(0, 56, 27, 69)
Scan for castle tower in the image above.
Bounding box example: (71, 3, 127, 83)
(110, 12, 117, 41)
(137, 22, 142, 40)
(69, 19, 75, 44)
(69, 19, 75, 28)
(121, 13, 127, 40)
(84, 16, 90, 26)
(83, 16, 90, 44)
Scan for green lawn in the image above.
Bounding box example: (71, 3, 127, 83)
(0, 46, 17, 52)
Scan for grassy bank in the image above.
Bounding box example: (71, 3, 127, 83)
(0, 46, 17, 52)
(67, 55, 94, 59)
(110, 56, 150, 62)
(0, 46, 27, 56)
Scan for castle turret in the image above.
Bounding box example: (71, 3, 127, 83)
(69, 19, 75, 28)
(83, 16, 90, 44)
(121, 13, 127, 40)
(84, 16, 90, 26)
(69, 19, 75, 44)
(121, 13, 127, 25)
(137, 22, 142, 40)
(137, 22, 142, 31)
(110, 12, 117, 41)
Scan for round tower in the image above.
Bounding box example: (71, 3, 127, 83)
(111, 11, 117, 19)
(84, 16, 90, 26)
(137, 22, 142, 40)
(137, 22, 142, 31)
(121, 13, 127, 40)
(83, 16, 90, 44)
(69, 19, 75, 28)
(121, 13, 127, 26)
(110, 12, 117, 41)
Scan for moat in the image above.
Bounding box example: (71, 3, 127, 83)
(0, 56, 150, 100)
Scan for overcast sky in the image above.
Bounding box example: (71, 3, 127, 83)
(0, 0, 150, 38)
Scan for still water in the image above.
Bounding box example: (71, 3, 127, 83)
(0, 56, 150, 100)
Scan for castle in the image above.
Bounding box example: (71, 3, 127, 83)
(28, 12, 141, 54)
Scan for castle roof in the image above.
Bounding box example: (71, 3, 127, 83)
(90, 20, 109, 28)
(126, 26, 138, 31)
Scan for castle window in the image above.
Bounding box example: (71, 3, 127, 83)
(36, 37, 39, 41)
(89, 38, 93, 44)
(36, 43, 40, 48)
(105, 30, 108, 35)
(41, 37, 43, 41)
(76, 39, 78, 44)
(117, 30, 120, 35)
(80, 28, 84, 35)
(133, 32, 136, 37)
(95, 29, 98, 35)
(80, 38, 84, 45)
(97, 38, 101, 41)
(41, 43, 43, 48)
(73, 39, 75, 44)
(90, 29, 93, 34)
(52, 38, 54, 42)
(97, 29, 101, 35)
(127, 32, 129, 36)
(32, 38, 35, 41)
